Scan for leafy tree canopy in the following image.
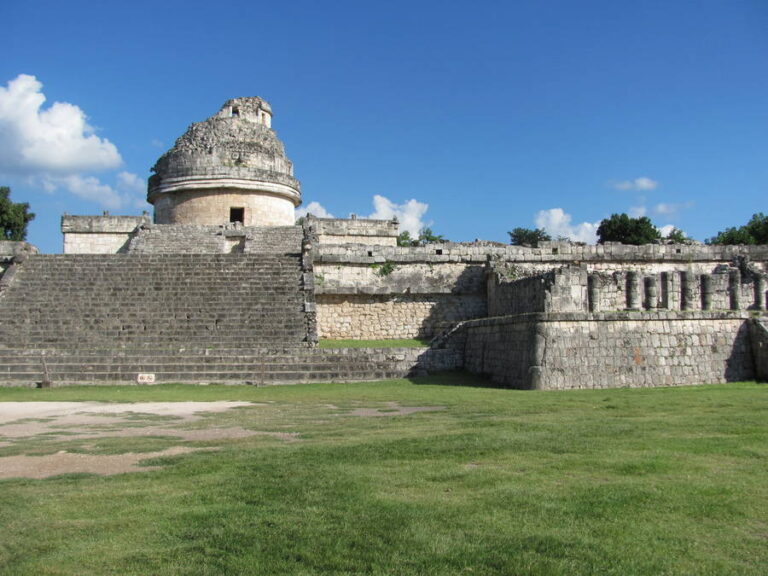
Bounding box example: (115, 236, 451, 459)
(664, 227, 690, 244)
(508, 227, 551, 247)
(398, 227, 446, 247)
(0, 187, 35, 241)
(597, 213, 661, 245)
(708, 213, 768, 245)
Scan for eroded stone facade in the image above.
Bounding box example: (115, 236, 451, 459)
(148, 97, 301, 227)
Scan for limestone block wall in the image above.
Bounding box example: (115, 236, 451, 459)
(153, 189, 295, 227)
(314, 259, 487, 340)
(536, 312, 754, 389)
(317, 293, 487, 339)
(306, 216, 399, 246)
(61, 215, 149, 254)
(461, 315, 538, 389)
(458, 311, 756, 390)
(749, 319, 768, 381)
(316, 242, 768, 271)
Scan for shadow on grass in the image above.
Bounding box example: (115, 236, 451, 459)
(408, 370, 509, 389)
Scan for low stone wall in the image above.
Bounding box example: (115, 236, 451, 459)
(307, 216, 399, 246)
(316, 241, 768, 269)
(458, 311, 757, 390)
(317, 293, 486, 339)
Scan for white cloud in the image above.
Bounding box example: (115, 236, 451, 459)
(367, 194, 428, 236)
(611, 177, 659, 191)
(534, 208, 599, 244)
(117, 171, 144, 195)
(629, 205, 647, 218)
(0, 74, 121, 175)
(40, 171, 148, 211)
(659, 224, 676, 237)
(653, 201, 693, 217)
(296, 201, 334, 219)
(59, 175, 125, 210)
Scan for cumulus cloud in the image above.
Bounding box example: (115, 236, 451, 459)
(367, 194, 428, 236)
(611, 177, 659, 191)
(59, 175, 125, 210)
(659, 224, 676, 237)
(296, 201, 334, 219)
(0, 74, 121, 175)
(41, 171, 148, 211)
(534, 208, 599, 244)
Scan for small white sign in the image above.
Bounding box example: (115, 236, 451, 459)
(137, 373, 156, 384)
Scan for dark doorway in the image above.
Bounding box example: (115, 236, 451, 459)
(230, 207, 245, 223)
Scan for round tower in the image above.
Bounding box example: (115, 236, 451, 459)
(147, 97, 301, 226)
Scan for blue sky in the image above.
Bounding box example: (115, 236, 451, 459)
(2, 0, 766, 253)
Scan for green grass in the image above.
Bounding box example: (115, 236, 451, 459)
(318, 338, 429, 348)
(0, 374, 766, 575)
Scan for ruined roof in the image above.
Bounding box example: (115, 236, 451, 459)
(147, 97, 300, 204)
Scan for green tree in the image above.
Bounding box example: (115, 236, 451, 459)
(597, 213, 661, 245)
(508, 227, 551, 247)
(664, 227, 690, 244)
(417, 227, 445, 245)
(0, 187, 35, 241)
(397, 231, 416, 246)
(398, 228, 446, 246)
(708, 213, 768, 245)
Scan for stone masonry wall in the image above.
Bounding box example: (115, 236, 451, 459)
(461, 315, 539, 389)
(314, 260, 487, 340)
(307, 216, 399, 246)
(749, 318, 768, 381)
(153, 189, 295, 227)
(488, 263, 767, 316)
(61, 215, 149, 254)
(458, 311, 755, 390)
(317, 293, 486, 339)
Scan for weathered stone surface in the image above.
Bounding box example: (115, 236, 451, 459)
(148, 97, 301, 226)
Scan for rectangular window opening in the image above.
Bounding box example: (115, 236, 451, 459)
(230, 207, 245, 223)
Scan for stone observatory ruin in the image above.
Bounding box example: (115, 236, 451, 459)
(148, 97, 301, 227)
(0, 96, 767, 389)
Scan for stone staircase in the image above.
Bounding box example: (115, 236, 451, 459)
(0, 249, 459, 385)
(0, 346, 459, 385)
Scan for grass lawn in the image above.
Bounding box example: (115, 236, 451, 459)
(0, 374, 766, 575)
(318, 338, 430, 348)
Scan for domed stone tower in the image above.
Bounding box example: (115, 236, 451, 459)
(147, 97, 301, 226)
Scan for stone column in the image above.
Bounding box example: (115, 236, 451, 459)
(659, 272, 670, 309)
(756, 276, 767, 311)
(681, 271, 694, 311)
(729, 269, 741, 310)
(626, 271, 640, 310)
(588, 274, 599, 312)
(700, 274, 713, 311)
(644, 276, 658, 310)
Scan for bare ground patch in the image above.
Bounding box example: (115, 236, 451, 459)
(0, 401, 296, 479)
(0, 446, 210, 479)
